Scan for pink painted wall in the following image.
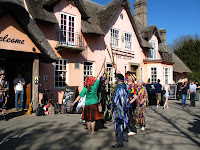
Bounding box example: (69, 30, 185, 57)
(103, 6, 144, 75)
(143, 34, 173, 85)
(38, 0, 85, 104)
(38, 2, 175, 104)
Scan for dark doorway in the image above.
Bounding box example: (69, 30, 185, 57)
(0, 50, 33, 109)
(130, 65, 138, 76)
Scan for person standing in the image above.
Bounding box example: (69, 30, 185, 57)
(0, 70, 9, 120)
(72, 76, 104, 135)
(111, 73, 130, 148)
(135, 79, 148, 131)
(180, 81, 189, 107)
(125, 73, 138, 136)
(155, 79, 162, 107)
(162, 81, 170, 109)
(13, 74, 25, 111)
(195, 81, 200, 101)
(189, 81, 197, 107)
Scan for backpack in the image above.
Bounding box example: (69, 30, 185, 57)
(36, 104, 45, 116)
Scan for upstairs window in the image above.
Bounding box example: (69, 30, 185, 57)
(59, 13, 76, 45)
(125, 33, 132, 50)
(110, 29, 120, 48)
(150, 41, 157, 59)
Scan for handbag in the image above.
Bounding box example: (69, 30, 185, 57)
(161, 90, 166, 94)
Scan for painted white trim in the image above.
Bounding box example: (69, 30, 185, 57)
(54, 59, 69, 89)
(150, 67, 157, 83)
(124, 32, 133, 51)
(106, 63, 115, 84)
(163, 67, 171, 84)
(149, 40, 157, 59)
(83, 61, 94, 86)
(110, 28, 120, 49)
(59, 12, 76, 46)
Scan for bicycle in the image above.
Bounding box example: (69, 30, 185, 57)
(41, 88, 61, 114)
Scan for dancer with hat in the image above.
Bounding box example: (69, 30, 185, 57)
(0, 68, 9, 121)
(111, 73, 130, 148)
(125, 72, 138, 136)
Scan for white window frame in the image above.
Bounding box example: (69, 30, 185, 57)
(83, 61, 94, 85)
(110, 28, 120, 48)
(59, 12, 76, 46)
(106, 63, 115, 85)
(150, 67, 157, 83)
(124, 32, 133, 51)
(163, 67, 171, 84)
(149, 41, 157, 59)
(54, 59, 68, 89)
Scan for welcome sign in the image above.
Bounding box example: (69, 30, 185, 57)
(0, 34, 25, 44)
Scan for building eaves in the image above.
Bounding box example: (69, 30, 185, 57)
(0, 0, 59, 62)
(159, 43, 192, 73)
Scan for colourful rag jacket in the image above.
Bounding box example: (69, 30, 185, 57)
(126, 82, 137, 101)
(112, 83, 130, 129)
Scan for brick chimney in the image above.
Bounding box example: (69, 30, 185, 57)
(159, 28, 166, 44)
(134, 0, 147, 27)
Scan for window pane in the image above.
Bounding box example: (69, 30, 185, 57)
(54, 59, 68, 88)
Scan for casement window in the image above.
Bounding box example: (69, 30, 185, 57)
(163, 67, 171, 84)
(124, 33, 132, 50)
(54, 59, 68, 88)
(106, 64, 115, 84)
(59, 12, 76, 45)
(110, 29, 120, 48)
(84, 62, 94, 84)
(150, 41, 157, 59)
(151, 67, 157, 83)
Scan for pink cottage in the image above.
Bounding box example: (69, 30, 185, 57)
(0, 0, 191, 110)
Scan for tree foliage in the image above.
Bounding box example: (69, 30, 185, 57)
(172, 34, 200, 81)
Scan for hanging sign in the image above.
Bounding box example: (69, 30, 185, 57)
(0, 34, 25, 44)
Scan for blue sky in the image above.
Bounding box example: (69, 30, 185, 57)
(91, 0, 200, 45)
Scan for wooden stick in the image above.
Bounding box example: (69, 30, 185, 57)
(106, 46, 113, 64)
(97, 57, 106, 78)
(110, 44, 115, 64)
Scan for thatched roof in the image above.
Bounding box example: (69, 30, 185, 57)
(43, 0, 89, 20)
(159, 43, 192, 73)
(81, 0, 104, 35)
(8, 0, 152, 49)
(140, 25, 162, 43)
(88, 0, 152, 48)
(25, 0, 58, 24)
(25, 0, 89, 24)
(0, 0, 59, 62)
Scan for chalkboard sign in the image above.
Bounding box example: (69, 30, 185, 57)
(169, 84, 177, 99)
(62, 86, 78, 112)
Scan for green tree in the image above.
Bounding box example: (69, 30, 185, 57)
(172, 34, 200, 81)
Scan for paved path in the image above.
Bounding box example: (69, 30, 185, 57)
(0, 100, 200, 150)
